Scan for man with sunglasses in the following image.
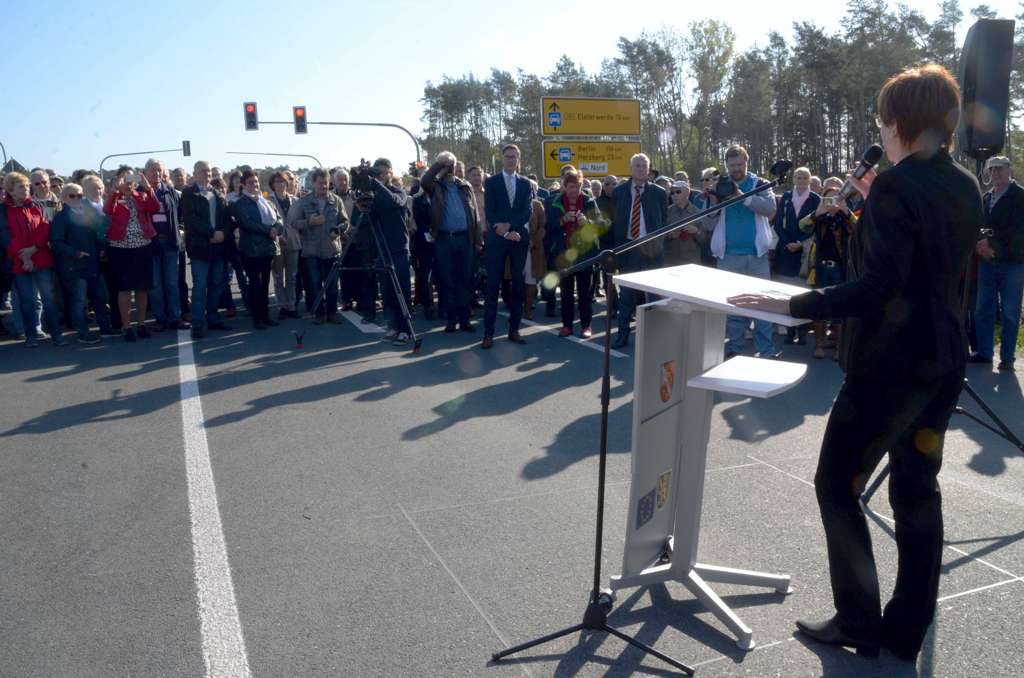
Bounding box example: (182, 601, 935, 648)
(29, 170, 61, 222)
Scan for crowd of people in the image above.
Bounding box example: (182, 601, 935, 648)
(1, 144, 1019, 370)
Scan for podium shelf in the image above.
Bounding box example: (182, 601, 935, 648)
(687, 356, 807, 398)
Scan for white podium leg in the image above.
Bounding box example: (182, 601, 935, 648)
(693, 563, 793, 594)
(683, 569, 756, 650)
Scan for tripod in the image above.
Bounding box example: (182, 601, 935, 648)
(492, 161, 793, 675)
(860, 153, 1022, 506)
(309, 208, 422, 353)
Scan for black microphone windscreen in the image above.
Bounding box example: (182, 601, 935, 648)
(864, 145, 884, 166)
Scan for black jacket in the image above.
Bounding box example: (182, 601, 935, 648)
(790, 149, 983, 381)
(983, 180, 1024, 264)
(354, 179, 411, 256)
(48, 205, 104, 279)
(180, 184, 228, 261)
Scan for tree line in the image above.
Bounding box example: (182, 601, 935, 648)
(418, 0, 1024, 182)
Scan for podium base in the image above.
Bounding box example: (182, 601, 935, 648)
(610, 561, 792, 650)
(492, 592, 695, 675)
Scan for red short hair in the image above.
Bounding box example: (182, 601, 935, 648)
(878, 63, 960, 148)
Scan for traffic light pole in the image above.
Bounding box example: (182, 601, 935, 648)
(226, 152, 323, 168)
(99, 142, 191, 174)
(0, 140, 7, 167)
(255, 120, 422, 164)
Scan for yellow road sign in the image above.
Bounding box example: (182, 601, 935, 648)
(542, 141, 642, 179)
(541, 97, 641, 136)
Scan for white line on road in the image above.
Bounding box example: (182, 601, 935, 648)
(340, 310, 386, 333)
(178, 332, 252, 678)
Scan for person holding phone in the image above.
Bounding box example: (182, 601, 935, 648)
(729, 64, 983, 662)
(545, 169, 602, 337)
(103, 165, 159, 342)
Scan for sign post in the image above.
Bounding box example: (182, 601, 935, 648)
(539, 96, 641, 179)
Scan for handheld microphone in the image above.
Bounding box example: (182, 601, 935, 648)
(838, 145, 883, 201)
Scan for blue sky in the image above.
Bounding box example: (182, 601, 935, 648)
(2, 0, 1018, 175)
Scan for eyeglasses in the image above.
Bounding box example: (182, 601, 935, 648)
(32, 181, 47, 186)
(65, 194, 82, 199)
(702, 177, 714, 182)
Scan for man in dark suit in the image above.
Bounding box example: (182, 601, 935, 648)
(730, 64, 983, 663)
(606, 153, 667, 348)
(180, 160, 230, 339)
(481, 144, 535, 349)
(971, 155, 1024, 372)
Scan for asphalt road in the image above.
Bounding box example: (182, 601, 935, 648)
(1, 299, 1022, 677)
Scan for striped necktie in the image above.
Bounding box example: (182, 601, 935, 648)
(629, 184, 642, 239)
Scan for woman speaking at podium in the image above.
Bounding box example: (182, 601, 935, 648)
(729, 64, 984, 662)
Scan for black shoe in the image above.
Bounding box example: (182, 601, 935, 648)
(507, 331, 527, 345)
(881, 636, 920, 663)
(612, 332, 629, 349)
(444, 323, 457, 333)
(997, 360, 1015, 372)
(153, 321, 168, 332)
(170, 319, 192, 330)
(968, 352, 993, 364)
(136, 325, 151, 339)
(124, 328, 137, 343)
(208, 322, 232, 331)
(796, 617, 879, 657)
(481, 335, 494, 349)
(755, 350, 782, 360)
(460, 322, 475, 333)
(190, 328, 206, 339)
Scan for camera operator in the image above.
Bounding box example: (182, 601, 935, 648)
(705, 145, 779, 358)
(352, 158, 415, 346)
(288, 168, 349, 325)
(420, 151, 480, 332)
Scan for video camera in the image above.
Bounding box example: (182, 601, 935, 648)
(714, 172, 738, 201)
(350, 159, 380, 197)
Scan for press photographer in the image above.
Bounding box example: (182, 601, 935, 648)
(704, 145, 779, 358)
(419, 151, 480, 333)
(351, 158, 415, 345)
(288, 168, 349, 325)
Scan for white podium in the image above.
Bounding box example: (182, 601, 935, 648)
(610, 264, 809, 650)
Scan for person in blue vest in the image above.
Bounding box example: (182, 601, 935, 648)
(705, 145, 779, 358)
(604, 153, 667, 349)
(481, 144, 535, 349)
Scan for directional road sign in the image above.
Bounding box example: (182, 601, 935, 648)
(541, 97, 641, 136)
(542, 140, 642, 179)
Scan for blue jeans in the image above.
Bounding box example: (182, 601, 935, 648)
(71, 276, 113, 336)
(151, 249, 182, 324)
(13, 269, 61, 339)
(975, 261, 1024, 363)
(190, 258, 226, 329)
(718, 253, 775, 355)
(304, 256, 339, 318)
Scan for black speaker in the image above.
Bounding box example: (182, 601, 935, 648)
(957, 19, 1015, 158)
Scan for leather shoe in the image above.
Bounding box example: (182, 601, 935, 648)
(459, 322, 475, 333)
(796, 617, 879, 657)
(444, 323, 458, 333)
(507, 331, 527, 345)
(967, 352, 993, 364)
(611, 333, 629, 349)
(481, 335, 494, 349)
(881, 637, 920, 663)
(998, 360, 1015, 372)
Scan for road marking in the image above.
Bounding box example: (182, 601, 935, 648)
(340, 310, 386, 333)
(398, 503, 532, 678)
(937, 577, 1022, 603)
(499, 312, 627, 358)
(178, 332, 252, 678)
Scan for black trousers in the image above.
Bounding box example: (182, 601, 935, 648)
(241, 255, 273, 324)
(560, 269, 593, 329)
(815, 368, 963, 652)
(434, 232, 473, 325)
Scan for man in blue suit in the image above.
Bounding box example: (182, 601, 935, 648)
(605, 153, 667, 348)
(482, 144, 536, 348)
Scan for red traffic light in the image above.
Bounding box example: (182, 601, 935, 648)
(293, 106, 308, 134)
(243, 101, 258, 131)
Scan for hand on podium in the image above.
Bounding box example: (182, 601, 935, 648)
(727, 293, 793, 317)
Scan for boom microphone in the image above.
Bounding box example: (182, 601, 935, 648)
(838, 144, 884, 201)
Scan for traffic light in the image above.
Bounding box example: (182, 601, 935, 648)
(182, 140, 191, 157)
(243, 102, 258, 131)
(293, 106, 307, 134)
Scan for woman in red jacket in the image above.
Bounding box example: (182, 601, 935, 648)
(104, 166, 159, 341)
(0, 172, 66, 346)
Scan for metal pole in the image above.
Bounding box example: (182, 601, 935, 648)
(256, 120, 421, 163)
(225, 151, 322, 168)
(0, 140, 7, 167)
(99, 148, 182, 175)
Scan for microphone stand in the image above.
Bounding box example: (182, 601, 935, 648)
(491, 161, 792, 675)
